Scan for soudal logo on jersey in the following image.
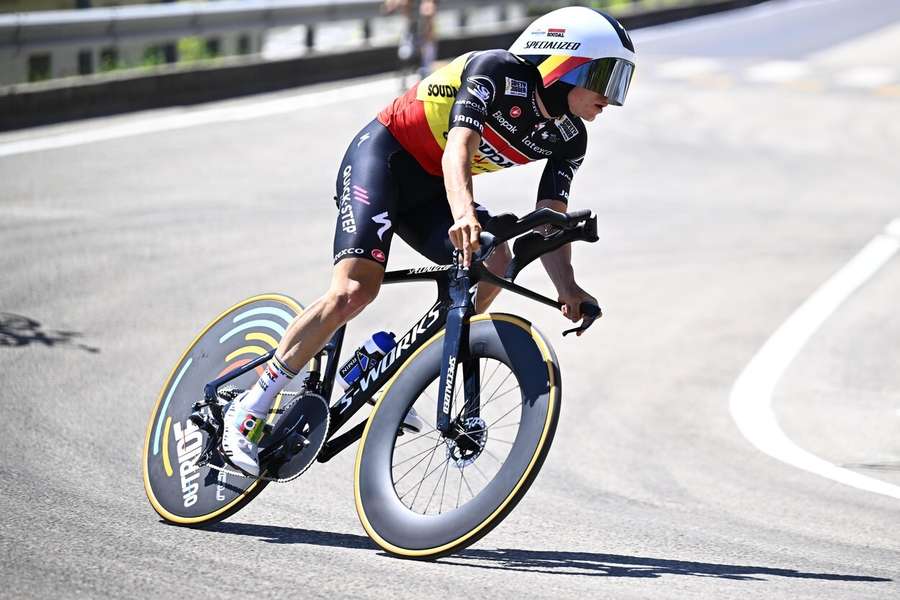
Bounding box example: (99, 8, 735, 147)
(524, 41, 582, 51)
(427, 84, 458, 98)
(547, 28, 566, 38)
(475, 138, 516, 168)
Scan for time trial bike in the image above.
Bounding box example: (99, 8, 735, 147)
(143, 206, 601, 559)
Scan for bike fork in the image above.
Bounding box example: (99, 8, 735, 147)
(437, 266, 474, 433)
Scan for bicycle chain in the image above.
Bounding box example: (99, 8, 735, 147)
(204, 387, 320, 483)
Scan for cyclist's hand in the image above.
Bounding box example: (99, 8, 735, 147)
(449, 213, 482, 268)
(558, 284, 597, 336)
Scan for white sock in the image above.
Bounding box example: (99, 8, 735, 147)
(239, 355, 297, 415)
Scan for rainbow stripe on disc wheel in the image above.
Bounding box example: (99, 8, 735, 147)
(142, 294, 303, 524)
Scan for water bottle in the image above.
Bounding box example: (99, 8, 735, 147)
(337, 331, 396, 390)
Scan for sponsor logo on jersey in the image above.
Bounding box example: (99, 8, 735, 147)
(334, 247, 365, 261)
(357, 132, 370, 147)
(491, 110, 518, 135)
(371, 249, 386, 263)
(339, 165, 356, 234)
(539, 128, 559, 144)
(465, 76, 495, 108)
(547, 28, 566, 38)
(352, 184, 370, 205)
(557, 169, 573, 183)
(530, 29, 546, 36)
(474, 138, 516, 168)
(453, 113, 483, 132)
(427, 84, 458, 98)
(556, 115, 579, 142)
(455, 99, 487, 114)
(521, 136, 553, 157)
(510, 106, 522, 118)
(524, 41, 582, 51)
(505, 77, 528, 98)
(372, 211, 392, 241)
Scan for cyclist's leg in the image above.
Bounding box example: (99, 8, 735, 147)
(276, 258, 383, 374)
(277, 119, 403, 374)
(475, 242, 511, 312)
(390, 161, 509, 312)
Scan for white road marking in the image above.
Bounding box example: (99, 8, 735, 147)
(745, 60, 810, 83)
(730, 219, 900, 500)
(656, 58, 722, 79)
(0, 76, 398, 158)
(836, 66, 896, 88)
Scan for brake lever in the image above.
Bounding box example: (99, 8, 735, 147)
(562, 302, 602, 337)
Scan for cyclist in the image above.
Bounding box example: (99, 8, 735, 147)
(222, 7, 636, 476)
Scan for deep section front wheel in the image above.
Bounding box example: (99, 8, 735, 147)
(142, 293, 304, 525)
(354, 313, 561, 558)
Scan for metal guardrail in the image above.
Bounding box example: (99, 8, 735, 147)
(0, 0, 771, 131)
(0, 0, 518, 50)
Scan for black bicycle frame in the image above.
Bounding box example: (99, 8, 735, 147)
(203, 209, 599, 465)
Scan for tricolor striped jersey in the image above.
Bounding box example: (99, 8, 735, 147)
(377, 49, 586, 203)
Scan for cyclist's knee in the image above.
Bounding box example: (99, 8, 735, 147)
(325, 259, 383, 322)
(485, 241, 512, 278)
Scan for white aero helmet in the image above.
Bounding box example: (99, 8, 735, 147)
(509, 7, 636, 106)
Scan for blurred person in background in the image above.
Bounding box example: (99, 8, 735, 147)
(221, 7, 636, 476)
(384, 0, 438, 89)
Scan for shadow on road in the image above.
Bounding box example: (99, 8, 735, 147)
(205, 522, 890, 583)
(444, 548, 893, 582)
(0, 312, 99, 353)
(206, 522, 377, 550)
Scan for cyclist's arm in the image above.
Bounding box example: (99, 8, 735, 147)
(442, 127, 480, 222)
(444, 53, 502, 265)
(443, 127, 482, 266)
(537, 198, 597, 324)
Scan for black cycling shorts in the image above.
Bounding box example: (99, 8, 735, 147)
(332, 119, 492, 267)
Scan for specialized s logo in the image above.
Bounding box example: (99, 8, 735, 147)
(465, 76, 495, 109)
(372, 211, 392, 241)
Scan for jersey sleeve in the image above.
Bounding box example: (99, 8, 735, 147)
(448, 52, 504, 135)
(537, 156, 581, 204)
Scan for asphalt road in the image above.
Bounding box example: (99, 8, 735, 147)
(1, 0, 898, 597)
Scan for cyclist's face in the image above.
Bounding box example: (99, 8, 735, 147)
(568, 87, 610, 121)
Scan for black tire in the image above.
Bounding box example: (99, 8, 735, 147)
(142, 294, 304, 525)
(354, 313, 561, 558)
